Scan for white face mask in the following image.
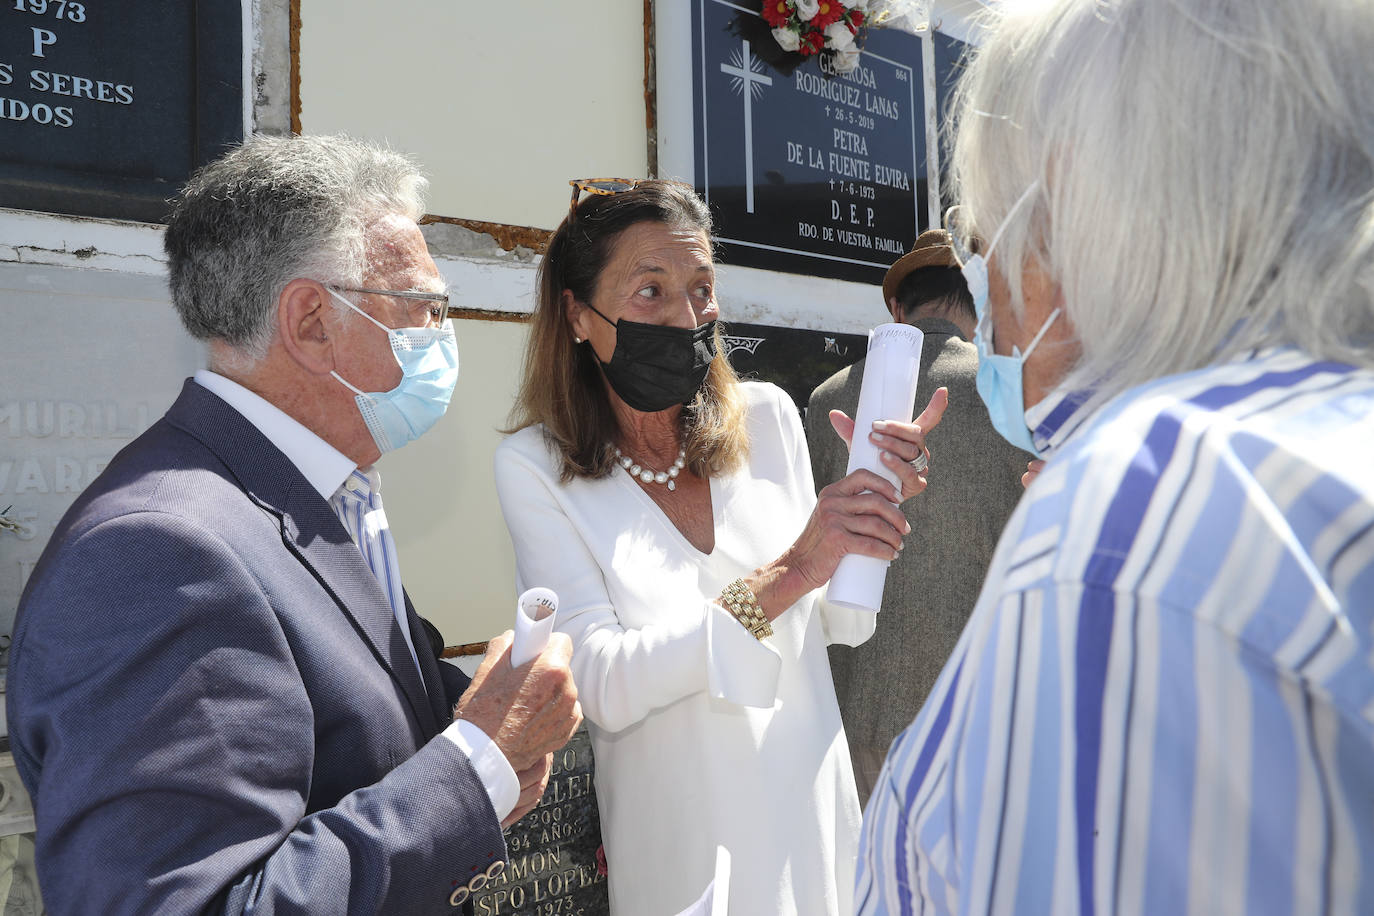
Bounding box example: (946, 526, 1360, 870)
(327, 288, 460, 455)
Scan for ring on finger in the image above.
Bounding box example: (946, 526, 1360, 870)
(908, 450, 929, 473)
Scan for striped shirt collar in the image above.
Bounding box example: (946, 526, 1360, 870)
(193, 369, 356, 502)
(1026, 385, 1102, 456)
(1024, 347, 1282, 457)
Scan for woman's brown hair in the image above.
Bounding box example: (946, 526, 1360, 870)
(506, 180, 748, 482)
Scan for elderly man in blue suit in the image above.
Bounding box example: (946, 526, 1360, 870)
(6, 135, 582, 914)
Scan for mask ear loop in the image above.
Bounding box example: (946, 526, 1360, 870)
(331, 370, 368, 397)
(945, 182, 1042, 264)
(957, 183, 1042, 350)
(326, 287, 392, 333)
(990, 183, 1050, 357)
(983, 182, 1041, 261)
(585, 302, 618, 328)
(325, 287, 392, 396)
(1016, 307, 1063, 359)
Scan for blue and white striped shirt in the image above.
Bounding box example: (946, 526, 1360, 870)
(855, 348, 1374, 915)
(331, 467, 423, 677)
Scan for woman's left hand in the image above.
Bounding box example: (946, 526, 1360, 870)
(826, 386, 948, 502)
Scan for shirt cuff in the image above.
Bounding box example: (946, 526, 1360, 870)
(442, 718, 520, 822)
(818, 589, 878, 647)
(705, 602, 782, 707)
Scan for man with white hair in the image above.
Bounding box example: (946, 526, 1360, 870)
(8, 135, 582, 914)
(857, 0, 1374, 913)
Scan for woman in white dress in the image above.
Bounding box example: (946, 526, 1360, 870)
(495, 179, 947, 915)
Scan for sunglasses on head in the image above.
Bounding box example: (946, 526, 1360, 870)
(568, 178, 646, 215)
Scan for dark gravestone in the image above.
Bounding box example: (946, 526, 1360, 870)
(724, 320, 868, 415)
(0, 0, 243, 222)
(473, 726, 608, 916)
(692, 0, 966, 286)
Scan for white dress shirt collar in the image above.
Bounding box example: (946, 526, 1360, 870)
(194, 370, 356, 501)
(192, 373, 519, 820)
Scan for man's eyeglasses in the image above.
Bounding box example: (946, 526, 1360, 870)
(942, 205, 982, 267)
(329, 285, 450, 324)
(568, 178, 645, 215)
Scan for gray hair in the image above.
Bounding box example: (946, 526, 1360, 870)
(164, 134, 428, 362)
(949, 0, 1374, 397)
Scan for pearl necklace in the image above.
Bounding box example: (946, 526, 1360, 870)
(614, 446, 687, 491)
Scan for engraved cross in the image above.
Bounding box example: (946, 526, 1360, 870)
(720, 38, 773, 213)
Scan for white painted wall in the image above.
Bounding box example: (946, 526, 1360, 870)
(298, 0, 650, 229)
(377, 316, 531, 644)
(0, 212, 542, 644)
(0, 260, 205, 623)
(297, 0, 642, 641)
(1, 0, 994, 650)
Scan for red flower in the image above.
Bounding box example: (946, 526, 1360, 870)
(848, 9, 865, 30)
(810, 0, 845, 29)
(595, 844, 609, 877)
(761, 0, 794, 27)
(798, 27, 825, 55)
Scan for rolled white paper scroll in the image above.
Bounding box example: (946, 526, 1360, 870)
(826, 322, 924, 612)
(511, 586, 558, 667)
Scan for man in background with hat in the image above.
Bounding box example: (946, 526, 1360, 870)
(806, 229, 1032, 805)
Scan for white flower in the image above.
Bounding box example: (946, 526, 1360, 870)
(771, 26, 802, 52)
(847, 0, 870, 9)
(825, 20, 856, 50)
(831, 46, 862, 72)
(794, 0, 820, 20)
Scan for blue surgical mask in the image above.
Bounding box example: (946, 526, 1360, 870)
(958, 185, 1060, 457)
(327, 288, 460, 455)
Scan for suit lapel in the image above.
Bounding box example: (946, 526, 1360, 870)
(405, 591, 454, 733)
(165, 380, 440, 739)
(277, 486, 439, 737)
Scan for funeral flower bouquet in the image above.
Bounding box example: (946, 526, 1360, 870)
(762, 0, 868, 72)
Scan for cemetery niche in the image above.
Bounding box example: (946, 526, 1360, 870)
(0, 0, 243, 223)
(692, 0, 965, 286)
(472, 726, 608, 916)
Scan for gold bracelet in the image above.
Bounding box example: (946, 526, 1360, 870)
(719, 578, 773, 641)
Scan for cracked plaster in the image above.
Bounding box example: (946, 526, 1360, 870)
(421, 223, 538, 264)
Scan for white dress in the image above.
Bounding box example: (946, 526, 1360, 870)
(494, 382, 875, 916)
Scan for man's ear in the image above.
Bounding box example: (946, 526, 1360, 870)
(887, 297, 904, 324)
(564, 289, 593, 342)
(278, 279, 336, 375)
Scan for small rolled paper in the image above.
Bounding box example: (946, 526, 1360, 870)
(511, 586, 558, 667)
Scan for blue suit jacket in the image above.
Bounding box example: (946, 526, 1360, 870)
(7, 380, 506, 914)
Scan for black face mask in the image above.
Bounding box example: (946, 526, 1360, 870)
(587, 305, 718, 412)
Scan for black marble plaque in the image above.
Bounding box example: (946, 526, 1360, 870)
(723, 320, 867, 415)
(473, 726, 608, 916)
(929, 25, 967, 200)
(0, 0, 243, 222)
(692, 0, 966, 285)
